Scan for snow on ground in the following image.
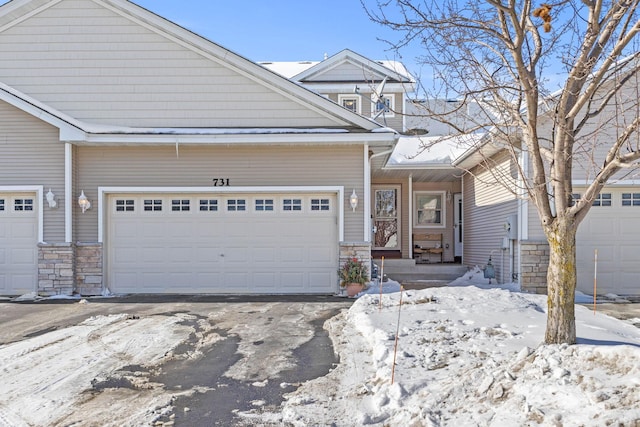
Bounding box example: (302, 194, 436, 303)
(0, 313, 198, 426)
(276, 270, 640, 426)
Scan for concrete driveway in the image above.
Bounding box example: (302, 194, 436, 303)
(0, 295, 352, 426)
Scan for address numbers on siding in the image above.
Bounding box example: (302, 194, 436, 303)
(212, 178, 230, 186)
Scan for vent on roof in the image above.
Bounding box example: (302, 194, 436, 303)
(299, 61, 313, 64)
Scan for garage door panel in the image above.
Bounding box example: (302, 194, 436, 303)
(0, 193, 38, 295)
(108, 193, 338, 294)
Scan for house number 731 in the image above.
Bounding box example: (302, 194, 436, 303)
(212, 178, 230, 186)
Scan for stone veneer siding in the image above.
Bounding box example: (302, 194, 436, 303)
(520, 240, 549, 294)
(37, 243, 103, 296)
(38, 243, 75, 296)
(75, 243, 103, 296)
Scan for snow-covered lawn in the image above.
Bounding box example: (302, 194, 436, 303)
(274, 271, 640, 426)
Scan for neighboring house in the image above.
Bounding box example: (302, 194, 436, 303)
(0, 0, 397, 296)
(278, 48, 639, 297)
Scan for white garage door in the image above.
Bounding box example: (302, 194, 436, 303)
(107, 192, 339, 294)
(0, 193, 38, 295)
(577, 189, 640, 296)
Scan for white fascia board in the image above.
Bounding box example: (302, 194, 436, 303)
(98, 185, 346, 243)
(79, 131, 397, 146)
(0, 185, 44, 243)
(303, 82, 412, 94)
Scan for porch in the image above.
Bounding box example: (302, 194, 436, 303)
(374, 258, 468, 290)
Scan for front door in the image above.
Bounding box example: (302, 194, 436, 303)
(454, 193, 463, 258)
(373, 186, 401, 250)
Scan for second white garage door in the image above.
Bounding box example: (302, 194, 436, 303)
(107, 192, 338, 294)
(576, 189, 640, 296)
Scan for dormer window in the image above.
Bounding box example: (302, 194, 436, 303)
(338, 95, 361, 114)
(372, 94, 395, 117)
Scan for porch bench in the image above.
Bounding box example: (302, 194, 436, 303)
(413, 233, 443, 263)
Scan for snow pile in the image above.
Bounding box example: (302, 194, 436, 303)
(279, 286, 640, 426)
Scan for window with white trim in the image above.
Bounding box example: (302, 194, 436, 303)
(592, 193, 611, 207)
(622, 193, 640, 206)
(227, 199, 246, 211)
(172, 199, 190, 212)
(338, 95, 360, 114)
(14, 199, 33, 211)
(143, 199, 162, 212)
(414, 192, 444, 227)
(571, 193, 581, 206)
(255, 199, 274, 211)
(199, 199, 218, 211)
(372, 94, 395, 117)
(283, 199, 302, 211)
(115, 199, 135, 212)
(311, 198, 330, 211)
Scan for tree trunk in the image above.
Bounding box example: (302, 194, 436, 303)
(544, 218, 577, 344)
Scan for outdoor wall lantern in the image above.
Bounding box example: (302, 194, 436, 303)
(78, 190, 91, 213)
(46, 188, 57, 209)
(350, 189, 359, 211)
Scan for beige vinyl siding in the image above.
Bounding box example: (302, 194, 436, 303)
(76, 144, 365, 242)
(0, 101, 65, 242)
(463, 152, 519, 280)
(527, 201, 545, 240)
(0, 0, 340, 128)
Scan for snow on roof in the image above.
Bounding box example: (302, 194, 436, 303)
(387, 134, 484, 167)
(260, 59, 413, 81)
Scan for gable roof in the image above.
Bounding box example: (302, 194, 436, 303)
(0, 0, 394, 136)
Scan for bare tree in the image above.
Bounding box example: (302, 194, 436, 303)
(364, 0, 640, 344)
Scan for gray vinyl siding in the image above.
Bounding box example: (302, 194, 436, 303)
(0, 0, 339, 128)
(0, 101, 65, 242)
(327, 92, 404, 132)
(463, 152, 519, 281)
(75, 144, 365, 242)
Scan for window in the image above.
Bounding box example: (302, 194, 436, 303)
(172, 199, 190, 212)
(0, 199, 4, 211)
(199, 199, 218, 211)
(227, 199, 246, 211)
(372, 95, 395, 117)
(14, 199, 33, 211)
(622, 193, 640, 206)
(415, 192, 444, 226)
(115, 199, 135, 212)
(311, 198, 330, 211)
(143, 199, 162, 212)
(255, 199, 274, 211)
(592, 193, 611, 207)
(338, 95, 360, 114)
(571, 193, 581, 206)
(283, 199, 302, 211)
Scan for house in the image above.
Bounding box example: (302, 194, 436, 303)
(273, 53, 640, 297)
(0, 0, 397, 296)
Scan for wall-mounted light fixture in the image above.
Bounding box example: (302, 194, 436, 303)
(46, 188, 57, 209)
(446, 190, 452, 203)
(78, 190, 91, 213)
(350, 189, 359, 212)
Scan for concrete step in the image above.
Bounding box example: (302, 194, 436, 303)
(373, 258, 468, 289)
